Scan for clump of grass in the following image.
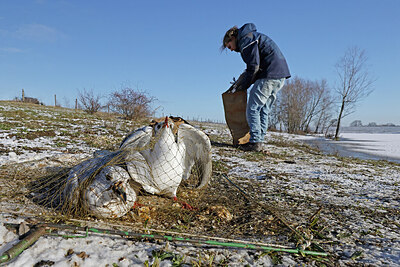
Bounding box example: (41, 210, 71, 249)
(212, 160, 229, 173)
(83, 135, 120, 150)
(241, 150, 271, 162)
(208, 134, 229, 144)
(146, 249, 185, 266)
(0, 123, 12, 131)
(268, 135, 319, 155)
(9, 129, 57, 140)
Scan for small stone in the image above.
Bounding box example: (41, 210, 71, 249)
(18, 221, 30, 236)
(66, 248, 74, 257)
(33, 260, 55, 267)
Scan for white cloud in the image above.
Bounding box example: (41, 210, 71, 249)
(14, 23, 65, 42)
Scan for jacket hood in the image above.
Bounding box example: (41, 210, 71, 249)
(237, 23, 257, 40)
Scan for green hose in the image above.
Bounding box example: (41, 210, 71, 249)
(2, 222, 328, 264)
(48, 223, 328, 257)
(141, 233, 327, 256)
(48, 226, 89, 239)
(0, 226, 46, 264)
(0, 255, 8, 263)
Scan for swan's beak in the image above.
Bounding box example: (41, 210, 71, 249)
(163, 116, 169, 128)
(112, 182, 127, 203)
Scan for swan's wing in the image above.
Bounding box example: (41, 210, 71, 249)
(177, 124, 212, 189)
(119, 126, 153, 150)
(125, 150, 157, 194)
(93, 149, 113, 158)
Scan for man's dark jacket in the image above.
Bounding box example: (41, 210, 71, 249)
(234, 23, 291, 91)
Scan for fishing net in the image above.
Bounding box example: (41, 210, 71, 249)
(25, 117, 213, 221)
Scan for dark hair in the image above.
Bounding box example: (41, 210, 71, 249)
(221, 26, 238, 51)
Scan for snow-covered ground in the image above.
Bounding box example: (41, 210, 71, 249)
(1, 102, 399, 266)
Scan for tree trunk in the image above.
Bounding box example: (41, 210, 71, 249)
(335, 99, 345, 140)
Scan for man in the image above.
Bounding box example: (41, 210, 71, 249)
(222, 23, 290, 152)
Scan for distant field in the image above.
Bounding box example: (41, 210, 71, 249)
(341, 126, 400, 134)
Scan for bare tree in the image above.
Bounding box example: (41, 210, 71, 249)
(268, 97, 281, 131)
(108, 87, 156, 120)
(78, 89, 103, 114)
(300, 79, 334, 132)
(276, 77, 334, 134)
(325, 119, 338, 137)
(334, 46, 375, 139)
(304, 79, 334, 134)
(314, 89, 334, 135)
(278, 77, 307, 133)
(350, 120, 363, 127)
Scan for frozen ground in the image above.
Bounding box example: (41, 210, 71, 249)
(1, 102, 400, 266)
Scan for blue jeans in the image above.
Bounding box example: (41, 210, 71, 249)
(247, 78, 286, 143)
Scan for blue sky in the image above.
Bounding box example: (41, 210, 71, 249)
(1, 0, 399, 126)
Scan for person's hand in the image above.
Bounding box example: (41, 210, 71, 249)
(226, 83, 237, 93)
(226, 77, 237, 93)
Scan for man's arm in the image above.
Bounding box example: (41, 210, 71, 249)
(234, 40, 260, 91)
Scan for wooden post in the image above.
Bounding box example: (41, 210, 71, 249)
(22, 89, 25, 102)
(75, 98, 78, 110)
(54, 94, 57, 106)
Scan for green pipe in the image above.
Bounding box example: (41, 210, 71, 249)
(3, 223, 328, 258)
(0, 226, 46, 264)
(0, 255, 8, 262)
(48, 226, 89, 239)
(46, 223, 328, 257)
(140, 234, 327, 256)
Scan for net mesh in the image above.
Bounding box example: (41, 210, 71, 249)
(26, 118, 211, 220)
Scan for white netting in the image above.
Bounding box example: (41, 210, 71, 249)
(28, 117, 212, 219)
